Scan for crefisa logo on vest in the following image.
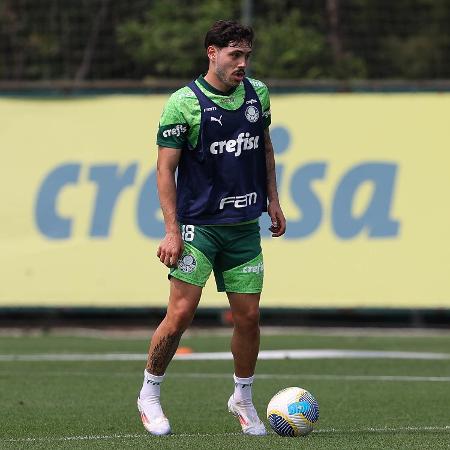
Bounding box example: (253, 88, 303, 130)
(245, 105, 259, 123)
(210, 132, 260, 157)
(177, 254, 197, 273)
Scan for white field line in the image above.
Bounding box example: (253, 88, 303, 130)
(2, 426, 450, 443)
(0, 370, 449, 383)
(172, 372, 450, 383)
(1, 349, 450, 362)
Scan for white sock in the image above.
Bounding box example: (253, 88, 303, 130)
(233, 374, 254, 403)
(139, 370, 165, 417)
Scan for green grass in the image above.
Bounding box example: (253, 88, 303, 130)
(0, 329, 449, 449)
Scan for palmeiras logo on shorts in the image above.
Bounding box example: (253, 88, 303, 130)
(245, 105, 259, 123)
(178, 254, 197, 273)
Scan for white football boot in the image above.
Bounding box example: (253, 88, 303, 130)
(137, 396, 171, 436)
(228, 395, 267, 436)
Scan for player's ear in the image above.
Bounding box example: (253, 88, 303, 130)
(207, 45, 217, 62)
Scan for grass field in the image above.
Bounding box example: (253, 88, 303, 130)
(0, 328, 449, 449)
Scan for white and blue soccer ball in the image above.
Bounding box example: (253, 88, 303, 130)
(267, 387, 319, 437)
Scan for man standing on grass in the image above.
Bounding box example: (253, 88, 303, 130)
(137, 20, 286, 436)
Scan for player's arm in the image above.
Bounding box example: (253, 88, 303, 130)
(264, 128, 286, 237)
(156, 146, 183, 267)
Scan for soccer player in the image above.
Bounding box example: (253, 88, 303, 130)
(137, 20, 286, 436)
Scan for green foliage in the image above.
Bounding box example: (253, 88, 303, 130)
(117, 0, 239, 78)
(1, 0, 450, 80)
(251, 10, 328, 79)
(332, 54, 368, 80)
(381, 35, 442, 79)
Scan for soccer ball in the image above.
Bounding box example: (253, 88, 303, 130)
(267, 387, 319, 437)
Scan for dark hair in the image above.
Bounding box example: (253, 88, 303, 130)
(204, 20, 253, 49)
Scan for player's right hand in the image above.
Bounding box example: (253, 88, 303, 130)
(157, 231, 184, 268)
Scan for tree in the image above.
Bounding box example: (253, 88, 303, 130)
(117, 0, 238, 78)
(0, 0, 449, 81)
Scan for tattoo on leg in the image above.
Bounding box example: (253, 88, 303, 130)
(146, 332, 182, 375)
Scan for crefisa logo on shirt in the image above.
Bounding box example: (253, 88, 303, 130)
(245, 105, 259, 123)
(162, 124, 187, 138)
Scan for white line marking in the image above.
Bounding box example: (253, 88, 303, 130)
(2, 426, 449, 443)
(317, 425, 450, 433)
(2, 434, 147, 443)
(175, 349, 450, 361)
(196, 426, 450, 433)
(0, 369, 448, 383)
(1, 349, 449, 362)
(171, 372, 450, 383)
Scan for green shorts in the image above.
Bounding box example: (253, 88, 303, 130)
(169, 221, 264, 293)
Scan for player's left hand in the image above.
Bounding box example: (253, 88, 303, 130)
(157, 230, 184, 268)
(268, 200, 286, 237)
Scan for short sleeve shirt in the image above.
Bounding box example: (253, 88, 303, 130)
(156, 75, 271, 149)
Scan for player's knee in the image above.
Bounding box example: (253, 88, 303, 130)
(165, 306, 195, 333)
(233, 307, 260, 330)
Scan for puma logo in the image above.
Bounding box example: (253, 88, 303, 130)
(211, 115, 223, 126)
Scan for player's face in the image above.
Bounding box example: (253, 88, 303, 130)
(210, 41, 252, 90)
